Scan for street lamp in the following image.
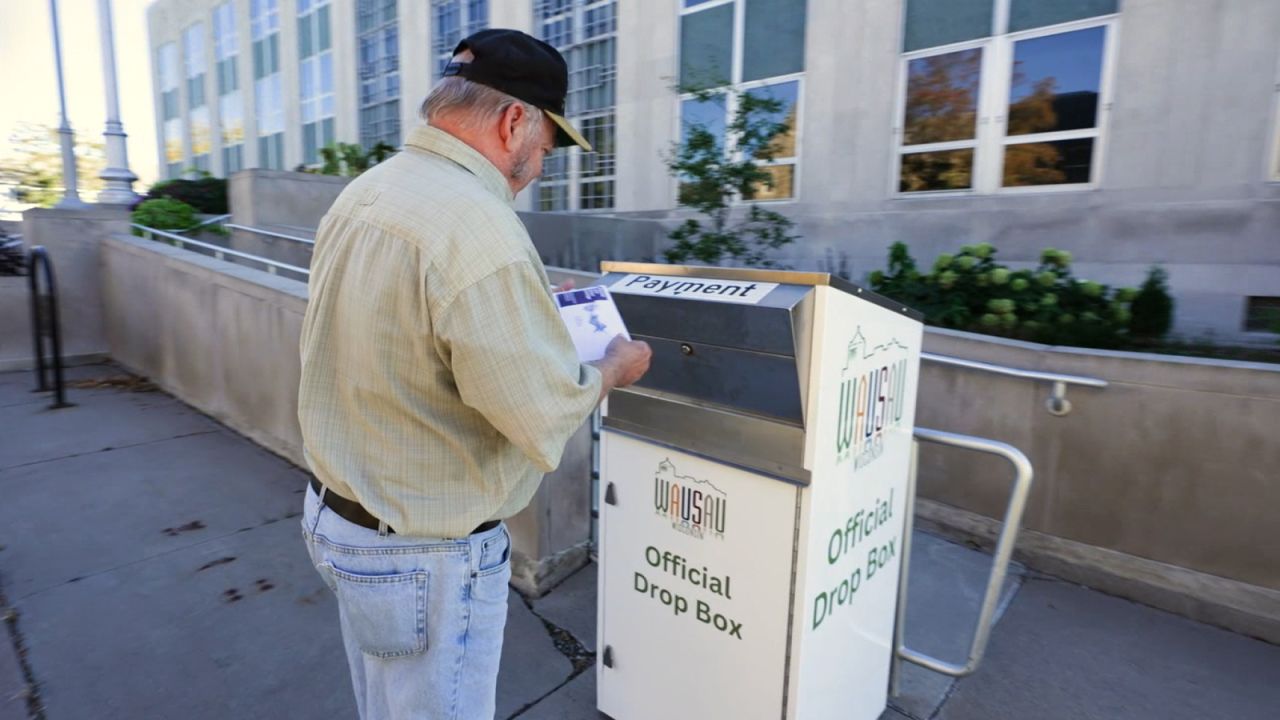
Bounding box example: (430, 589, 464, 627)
(48, 0, 88, 210)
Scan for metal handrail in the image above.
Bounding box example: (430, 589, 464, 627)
(187, 213, 232, 231)
(921, 351, 1107, 416)
(224, 223, 316, 245)
(133, 224, 310, 278)
(890, 427, 1033, 691)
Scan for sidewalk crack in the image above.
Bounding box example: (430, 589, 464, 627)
(0, 429, 221, 473)
(1, 583, 46, 719)
(505, 595, 595, 719)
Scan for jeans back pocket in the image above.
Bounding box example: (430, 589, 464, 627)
(321, 563, 429, 659)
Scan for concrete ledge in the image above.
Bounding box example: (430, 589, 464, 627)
(510, 541, 592, 599)
(915, 498, 1280, 646)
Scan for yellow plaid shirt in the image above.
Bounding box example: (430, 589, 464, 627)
(299, 125, 602, 538)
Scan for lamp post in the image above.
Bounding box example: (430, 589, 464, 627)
(95, 0, 140, 205)
(49, 0, 88, 209)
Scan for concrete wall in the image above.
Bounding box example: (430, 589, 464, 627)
(0, 208, 127, 370)
(228, 169, 351, 230)
(0, 275, 33, 371)
(223, 169, 673, 274)
(102, 234, 308, 462)
(915, 327, 1280, 637)
(100, 234, 595, 595)
(518, 211, 671, 271)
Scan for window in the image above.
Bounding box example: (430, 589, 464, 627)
(252, 0, 284, 169)
(220, 92, 245, 173)
(535, 0, 617, 211)
(358, 0, 401, 150)
(896, 0, 1117, 194)
(1245, 297, 1280, 333)
(182, 24, 209, 174)
(299, 0, 335, 165)
(433, 0, 488, 78)
(158, 42, 184, 178)
(678, 0, 807, 202)
(214, 2, 243, 175)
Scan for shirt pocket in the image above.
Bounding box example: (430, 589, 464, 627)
(321, 563, 429, 659)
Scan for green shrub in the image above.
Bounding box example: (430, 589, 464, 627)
(870, 241, 1141, 349)
(314, 142, 397, 177)
(142, 177, 228, 214)
(131, 198, 198, 236)
(1128, 266, 1174, 339)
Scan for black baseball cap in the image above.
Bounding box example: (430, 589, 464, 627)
(443, 29, 592, 151)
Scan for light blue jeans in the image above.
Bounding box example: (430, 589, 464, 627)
(302, 484, 511, 720)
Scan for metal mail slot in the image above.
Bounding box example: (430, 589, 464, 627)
(602, 273, 813, 425)
(598, 263, 922, 486)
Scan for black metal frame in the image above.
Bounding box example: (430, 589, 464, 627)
(28, 246, 71, 409)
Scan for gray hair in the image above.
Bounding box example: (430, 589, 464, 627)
(420, 76, 546, 140)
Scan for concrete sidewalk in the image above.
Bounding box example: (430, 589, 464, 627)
(1, 365, 1277, 719)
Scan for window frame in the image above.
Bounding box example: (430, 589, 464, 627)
(158, 42, 185, 179)
(183, 23, 211, 174)
(213, 2, 243, 177)
(357, 0, 401, 150)
(298, 0, 335, 166)
(534, 0, 618, 213)
(891, 1, 1119, 197)
(675, 0, 806, 205)
(251, 0, 283, 168)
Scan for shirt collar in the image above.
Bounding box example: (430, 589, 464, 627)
(405, 125, 515, 204)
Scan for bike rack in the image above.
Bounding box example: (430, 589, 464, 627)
(889, 426, 1033, 693)
(28, 246, 72, 410)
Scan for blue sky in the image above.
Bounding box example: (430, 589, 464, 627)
(1010, 26, 1106, 102)
(0, 0, 158, 196)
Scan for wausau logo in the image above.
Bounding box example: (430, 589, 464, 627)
(653, 459, 728, 540)
(835, 327, 910, 471)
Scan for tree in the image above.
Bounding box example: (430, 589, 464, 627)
(0, 123, 106, 207)
(664, 89, 799, 267)
(312, 141, 397, 177)
(1003, 72, 1066, 186)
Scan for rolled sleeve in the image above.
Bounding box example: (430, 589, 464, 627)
(434, 260, 603, 472)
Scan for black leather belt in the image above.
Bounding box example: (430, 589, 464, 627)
(309, 477, 500, 536)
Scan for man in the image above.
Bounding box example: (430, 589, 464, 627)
(298, 29, 651, 719)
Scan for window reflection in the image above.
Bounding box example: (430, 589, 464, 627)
(681, 94, 727, 149)
(746, 80, 798, 159)
(904, 48, 981, 145)
(1002, 138, 1093, 186)
(900, 149, 974, 192)
(746, 165, 794, 201)
(1007, 26, 1105, 136)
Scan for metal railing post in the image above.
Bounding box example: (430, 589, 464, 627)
(889, 440, 920, 698)
(892, 427, 1033, 682)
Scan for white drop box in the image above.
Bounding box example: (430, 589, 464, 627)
(595, 263, 924, 720)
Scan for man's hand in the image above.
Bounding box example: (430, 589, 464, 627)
(590, 335, 652, 400)
(551, 278, 575, 293)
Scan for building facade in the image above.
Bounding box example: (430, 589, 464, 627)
(148, 0, 1280, 340)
